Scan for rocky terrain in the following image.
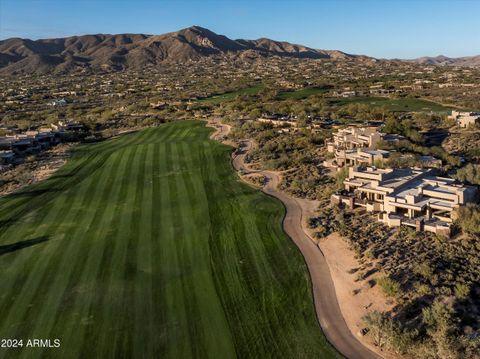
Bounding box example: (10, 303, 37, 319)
(0, 26, 362, 75)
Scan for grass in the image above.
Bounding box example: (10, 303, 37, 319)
(196, 84, 263, 104)
(0, 121, 339, 358)
(327, 96, 453, 112)
(276, 87, 330, 100)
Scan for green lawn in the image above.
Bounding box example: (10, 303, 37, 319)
(327, 96, 453, 112)
(196, 84, 263, 104)
(276, 87, 330, 100)
(0, 121, 338, 358)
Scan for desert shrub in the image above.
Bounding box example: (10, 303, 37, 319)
(455, 163, 480, 185)
(377, 276, 401, 297)
(454, 283, 470, 299)
(456, 204, 480, 236)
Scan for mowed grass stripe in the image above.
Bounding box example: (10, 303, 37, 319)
(133, 143, 154, 358)
(0, 169, 102, 345)
(174, 142, 236, 358)
(199, 140, 274, 354)
(25, 150, 126, 355)
(66, 145, 140, 358)
(0, 121, 339, 359)
(118, 142, 148, 357)
(0, 193, 75, 340)
(152, 142, 168, 356)
(162, 142, 193, 358)
(81, 145, 136, 356)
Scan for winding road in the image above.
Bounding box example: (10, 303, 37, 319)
(209, 120, 382, 359)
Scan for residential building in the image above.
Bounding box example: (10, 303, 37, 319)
(324, 148, 390, 168)
(448, 110, 480, 128)
(331, 166, 477, 236)
(326, 127, 384, 153)
(324, 127, 408, 169)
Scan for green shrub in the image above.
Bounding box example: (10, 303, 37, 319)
(378, 276, 401, 297)
(454, 283, 470, 299)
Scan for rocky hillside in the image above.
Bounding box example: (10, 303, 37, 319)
(0, 26, 359, 75)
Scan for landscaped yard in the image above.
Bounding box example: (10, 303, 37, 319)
(0, 121, 338, 358)
(327, 96, 453, 112)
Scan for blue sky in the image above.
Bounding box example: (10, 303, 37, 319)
(0, 0, 479, 59)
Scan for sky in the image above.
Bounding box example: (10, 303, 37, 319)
(0, 0, 479, 59)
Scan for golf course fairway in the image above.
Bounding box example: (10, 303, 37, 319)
(0, 120, 339, 358)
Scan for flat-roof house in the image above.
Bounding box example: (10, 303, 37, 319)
(448, 111, 480, 128)
(25, 130, 58, 150)
(331, 166, 477, 237)
(324, 148, 390, 168)
(324, 127, 411, 170)
(326, 127, 384, 152)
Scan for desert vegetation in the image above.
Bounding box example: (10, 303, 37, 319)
(309, 205, 480, 358)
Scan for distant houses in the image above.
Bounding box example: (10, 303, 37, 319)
(257, 113, 297, 129)
(331, 166, 477, 237)
(448, 110, 480, 128)
(48, 98, 67, 107)
(0, 120, 86, 172)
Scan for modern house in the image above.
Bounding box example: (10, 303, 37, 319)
(448, 111, 480, 128)
(331, 166, 477, 236)
(324, 126, 407, 170)
(324, 148, 390, 168)
(326, 127, 384, 152)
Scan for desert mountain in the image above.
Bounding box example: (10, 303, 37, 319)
(0, 26, 358, 75)
(409, 54, 480, 67)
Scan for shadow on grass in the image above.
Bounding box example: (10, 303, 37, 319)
(0, 236, 49, 256)
(7, 188, 62, 199)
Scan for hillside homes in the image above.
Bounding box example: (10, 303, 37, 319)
(324, 126, 404, 169)
(326, 126, 383, 152)
(0, 121, 87, 171)
(331, 166, 477, 236)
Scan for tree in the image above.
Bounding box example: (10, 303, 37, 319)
(377, 276, 401, 297)
(335, 167, 348, 190)
(421, 301, 460, 359)
(455, 164, 480, 185)
(455, 204, 480, 237)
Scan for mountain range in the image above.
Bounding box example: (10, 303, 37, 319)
(0, 26, 478, 75)
(407, 55, 480, 67)
(0, 26, 363, 75)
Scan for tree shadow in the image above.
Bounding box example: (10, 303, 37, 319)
(7, 188, 61, 199)
(423, 128, 449, 146)
(0, 236, 50, 256)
